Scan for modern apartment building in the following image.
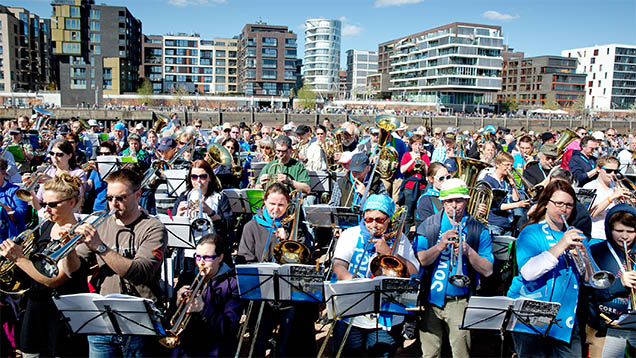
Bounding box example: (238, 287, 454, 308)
(338, 69, 347, 99)
(381, 22, 504, 111)
(237, 23, 298, 96)
(562, 44, 636, 110)
(345, 49, 378, 99)
(0, 6, 54, 93)
(140, 34, 163, 93)
(498, 55, 585, 109)
(51, 0, 142, 106)
(366, 73, 381, 98)
(304, 18, 341, 99)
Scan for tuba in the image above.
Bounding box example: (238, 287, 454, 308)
(206, 143, 233, 170)
(0, 216, 50, 294)
(153, 113, 170, 133)
(555, 128, 578, 162)
(273, 190, 309, 264)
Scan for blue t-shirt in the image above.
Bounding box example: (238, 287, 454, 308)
(482, 174, 514, 228)
(89, 169, 108, 212)
(414, 212, 493, 302)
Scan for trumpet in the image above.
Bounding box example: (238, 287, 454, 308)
(188, 187, 212, 233)
(159, 269, 209, 348)
(32, 209, 116, 278)
(16, 163, 54, 202)
(621, 241, 636, 312)
(449, 210, 471, 287)
(560, 215, 615, 289)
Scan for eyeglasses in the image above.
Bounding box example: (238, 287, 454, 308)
(602, 167, 619, 174)
(195, 254, 218, 262)
(41, 197, 72, 208)
(434, 174, 452, 181)
(190, 173, 209, 180)
(364, 216, 388, 224)
(105, 191, 135, 202)
(98, 151, 112, 156)
(49, 151, 66, 157)
(275, 148, 289, 153)
(544, 156, 557, 161)
(549, 200, 574, 209)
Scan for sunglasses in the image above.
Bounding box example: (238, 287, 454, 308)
(105, 191, 134, 202)
(275, 148, 289, 153)
(435, 174, 452, 181)
(190, 173, 209, 180)
(602, 167, 619, 174)
(195, 126, 202, 129)
(49, 151, 66, 157)
(195, 254, 218, 262)
(98, 151, 112, 156)
(41, 197, 72, 208)
(364, 216, 388, 224)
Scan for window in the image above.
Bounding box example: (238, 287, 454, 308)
(215, 58, 225, 66)
(202, 67, 213, 74)
(66, 19, 80, 30)
(285, 60, 295, 69)
(598, 81, 601, 87)
(285, 39, 296, 47)
(0, 45, 3, 55)
(246, 70, 256, 79)
(285, 49, 296, 58)
(262, 59, 277, 68)
(215, 76, 225, 82)
(63, 42, 81, 54)
(71, 68, 86, 77)
(262, 70, 277, 79)
(594, 49, 599, 56)
(262, 37, 277, 46)
(90, 21, 100, 31)
(262, 48, 277, 57)
(215, 84, 226, 92)
(71, 79, 86, 89)
(591, 57, 595, 64)
(216, 68, 225, 74)
(284, 71, 296, 80)
(70, 7, 80, 17)
(90, 9, 100, 19)
(216, 50, 225, 57)
(93, 45, 100, 54)
(246, 58, 256, 68)
(90, 32, 100, 42)
(200, 58, 211, 65)
(228, 51, 237, 58)
(215, 41, 225, 46)
(247, 48, 256, 57)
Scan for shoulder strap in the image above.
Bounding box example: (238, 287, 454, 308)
(416, 211, 443, 249)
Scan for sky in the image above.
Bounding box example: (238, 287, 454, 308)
(7, 0, 636, 67)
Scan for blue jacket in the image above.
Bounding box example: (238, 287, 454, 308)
(0, 181, 29, 242)
(569, 150, 597, 187)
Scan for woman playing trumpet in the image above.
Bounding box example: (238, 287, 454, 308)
(0, 173, 87, 357)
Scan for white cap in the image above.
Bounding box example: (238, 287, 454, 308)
(135, 123, 145, 130)
(88, 119, 99, 126)
(338, 151, 354, 164)
(592, 131, 605, 140)
(282, 124, 293, 131)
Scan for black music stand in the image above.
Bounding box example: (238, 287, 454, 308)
(575, 188, 598, 211)
(96, 156, 126, 181)
(309, 170, 332, 194)
(54, 294, 165, 336)
(304, 205, 360, 229)
(164, 169, 188, 199)
(223, 189, 253, 214)
(235, 263, 325, 303)
(460, 296, 561, 358)
(491, 236, 517, 261)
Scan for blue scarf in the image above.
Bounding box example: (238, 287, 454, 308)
(428, 213, 469, 308)
(423, 185, 439, 197)
(507, 221, 580, 343)
(255, 207, 282, 229)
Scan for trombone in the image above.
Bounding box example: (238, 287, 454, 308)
(141, 136, 197, 188)
(560, 214, 615, 289)
(32, 209, 116, 278)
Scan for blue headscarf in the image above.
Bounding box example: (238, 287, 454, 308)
(363, 194, 395, 218)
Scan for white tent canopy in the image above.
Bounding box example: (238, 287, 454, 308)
(528, 108, 569, 115)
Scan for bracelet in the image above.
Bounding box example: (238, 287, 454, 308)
(608, 197, 612, 204)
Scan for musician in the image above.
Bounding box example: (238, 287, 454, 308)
(305, 124, 328, 171)
(176, 128, 202, 163)
(512, 135, 534, 171)
(584, 156, 631, 241)
(584, 204, 636, 357)
(109, 122, 128, 153)
(415, 162, 449, 227)
(430, 133, 455, 164)
(237, 183, 316, 357)
(144, 129, 159, 158)
(618, 137, 636, 175)
(570, 135, 599, 187)
(122, 133, 151, 171)
(482, 152, 531, 236)
(0, 173, 88, 356)
(70, 118, 94, 159)
(561, 126, 588, 170)
(332, 194, 419, 357)
(256, 135, 311, 194)
(65, 132, 88, 165)
(328, 152, 387, 208)
(257, 137, 275, 162)
(523, 143, 558, 187)
(414, 178, 493, 358)
(75, 167, 168, 356)
(357, 127, 381, 155)
(229, 124, 252, 152)
(32, 139, 87, 210)
(171, 234, 242, 357)
(341, 122, 359, 152)
(401, 134, 430, 232)
(0, 134, 21, 184)
(479, 140, 497, 166)
(0, 159, 28, 242)
(87, 140, 118, 212)
(7, 126, 34, 174)
(604, 128, 620, 156)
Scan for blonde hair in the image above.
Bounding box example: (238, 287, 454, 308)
(495, 151, 514, 165)
(43, 172, 83, 208)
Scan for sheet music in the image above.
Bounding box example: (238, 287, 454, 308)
(462, 296, 560, 331)
(165, 169, 188, 198)
(235, 263, 324, 302)
(156, 214, 194, 248)
(309, 170, 331, 193)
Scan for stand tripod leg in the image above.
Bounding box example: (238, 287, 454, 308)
(235, 300, 254, 358)
(317, 319, 336, 358)
(336, 320, 354, 358)
(248, 301, 266, 358)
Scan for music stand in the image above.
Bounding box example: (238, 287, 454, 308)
(235, 263, 325, 303)
(460, 296, 561, 357)
(309, 170, 332, 194)
(251, 162, 267, 178)
(304, 205, 359, 229)
(575, 188, 598, 211)
(156, 214, 195, 249)
(164, 169, 188, 198)
(491, 236, 516, 261)
(54, 293, 165, 336)
(97, 156, 135, 181)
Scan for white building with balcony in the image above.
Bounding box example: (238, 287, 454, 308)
(345, 49, 378, 99)
(386, 22, 504, 111)
(304, 18, 341, 99)
(562, 44, 636, 111)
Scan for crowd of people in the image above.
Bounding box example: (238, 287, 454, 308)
(0, 111, 635, 358)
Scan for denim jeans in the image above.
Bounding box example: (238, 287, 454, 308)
(332, 320, 403, 357)
(511, 323, 582, 358)
(87, 335, 146, 358)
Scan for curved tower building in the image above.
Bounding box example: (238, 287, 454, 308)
(303, 18, 341, 99)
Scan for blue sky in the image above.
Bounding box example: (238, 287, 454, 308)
(8, 0, 636, 67)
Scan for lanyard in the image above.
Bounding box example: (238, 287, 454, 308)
(606, 241, 626, 275)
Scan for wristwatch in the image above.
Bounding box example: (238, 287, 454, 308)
(96, 243, 109, 255)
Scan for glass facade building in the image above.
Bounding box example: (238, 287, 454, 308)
(304, 18, 341, 98)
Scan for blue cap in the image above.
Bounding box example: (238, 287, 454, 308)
(363, 194, 395, 218)
(444, 158, 458, 173)
(114, 123, 126, 131)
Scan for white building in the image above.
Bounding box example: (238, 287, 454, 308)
(304, 18, 341, 98)
(345, 49, 378, 99)
(562, 44, 636, 111)
(385, 22, 504, 111)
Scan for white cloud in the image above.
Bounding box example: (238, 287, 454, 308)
(167, 0, 226, 7)
(482, 10, 519, 21)
(338, 16, 348, 22)
(342, 24, 363, 36)
(374, 0, 423, 8)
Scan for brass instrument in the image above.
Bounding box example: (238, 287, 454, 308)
(467, 181, 494, 225)
(614, 173, 636, 208)
(16, 163, 54, 202)
(413, 158, 425, 174)
(159, 269, 208, 348)
(32, 209, 116, 278)
(141, 136, 197, 187)
(264, 161, 284, 189)
(555, 128, 578, 162)
(448, 209, 470, 287)
(74, 119, 90, 135)
(188, 187, 212, 233)
(0, 216, 50, 294)
(509, 167, 542, 201)
(153, 113, 170, 133)
(82, 161, 97, 176)
(560, 214, 615, 289)
(230, 152, 244, 180)
(273, 190, 309, 264)
(369, 206, 409, 278)
(453, 157, 490, 188)
(206, 143, 233, 170)
(291, 139, 309, 160)
(621, 240, 636, 312)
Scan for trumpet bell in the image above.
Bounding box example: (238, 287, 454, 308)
(370, 255, 408, 278)
(192, 217, 211, 233)
(449, 273, 471, 288)
(207, 143, 233, 168)
(159, 335, 180, 349)
(590, 270, 615, 289)
(375, 114, 400, 131)
(31, 253, 59, 278)
(16, 189, 33, 202)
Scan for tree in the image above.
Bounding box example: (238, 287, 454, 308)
(137, 78, 155, 106)
(543, 93, 559, 110)
(170, 85, 188, 107)
(571, 96, 585, 116)
(297, 83, 316, 110)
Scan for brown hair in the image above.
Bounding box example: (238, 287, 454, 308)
(409, 134, 423, 146)
(527, 179, 578, 227)
(427, 162, 446, 180)
(186, 159, 222, 196)
(197, 233, 226, 255)
(597, 155, 619, 169)
(495, 151, 514, 165)
(105, 167, 142, 191)
(518, 135, 532, 144)
(43, 172, 83, 208)
(264, 182, 290, 203)
(608, 210, 636, 231)
(52, 139, 79, 170)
